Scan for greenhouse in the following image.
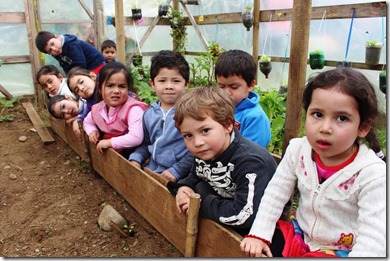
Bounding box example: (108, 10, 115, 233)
(0, 0, 387, 258)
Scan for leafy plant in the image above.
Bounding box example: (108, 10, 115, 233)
(245, 5, 252, 12)
(366, 40, 382, 47)
(166, 6, 187, 54)
(260, 54, 271, 62)
(380, 70, 386, 77)
(122, 223, 136, 237)
(0, 97, 17, 122)
(130, 65, 158, 105)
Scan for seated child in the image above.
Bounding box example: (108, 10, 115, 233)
(36, 64, 76, 100)
(129, 50, 193, 182)
(83, 62, 148, 158)
(47, 95, 87, 137)
(167, 86, 278, 236)
(215, 49, 271, 148)
(101, 39, 118, 63)
(35, 31, 105, 74)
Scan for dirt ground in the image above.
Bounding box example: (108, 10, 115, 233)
(0, 97, 183, 258)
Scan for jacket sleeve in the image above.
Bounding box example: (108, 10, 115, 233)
(240, 111, 271, 149)
(82, 110, 99, 135)
(168, 151, 194, 180)
(166, 163, 200, 196)
(199, 155, 277, 231)
(128, 114, 152, 162)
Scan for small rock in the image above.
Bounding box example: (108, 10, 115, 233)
(9, 173, 17, 180)
(4, 165, 11, 170)
(18, 136, 27, 142)
(98, 204, 127, 232)
(30, 128, 37, 132)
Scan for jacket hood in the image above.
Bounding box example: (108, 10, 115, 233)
(236, 91, 260, 112)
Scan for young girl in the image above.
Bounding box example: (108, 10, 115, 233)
(47, 95, 87, 139)
(240, 67, 386, 257)
(83, 62, 148, 158)
(36, 65, 76, 99)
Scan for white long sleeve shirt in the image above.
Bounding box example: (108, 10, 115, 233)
(248, 137, 386, 257)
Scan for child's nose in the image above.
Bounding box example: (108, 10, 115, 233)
(320, 119, 332, 134)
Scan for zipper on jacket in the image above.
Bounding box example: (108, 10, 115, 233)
(310, 184, 321, 237)
(152, 108, 169, 158)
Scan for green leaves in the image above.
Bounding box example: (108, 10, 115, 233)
(0, 97, 16, 122)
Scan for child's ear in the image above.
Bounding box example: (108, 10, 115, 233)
(225, 122, 234, 134)
(358, 122, 371, 138)
(149, 79, 155, 89)
(89, 72, 97, 81)
(248, 80, 256, 91)
(64, 95, 73, 100)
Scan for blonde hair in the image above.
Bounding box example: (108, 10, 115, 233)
(174, 86, 235, 131)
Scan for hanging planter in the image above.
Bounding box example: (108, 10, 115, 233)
(379, 70, 386, 94)
(242, 6, 254, 31)
(365, 41, 383, 66)
(131, 7, 142, 20)
(259, 55, 272, 79)
(132, 54, 143, 67)
(309, 50, 325, 70)
(158, 4, 168, 16)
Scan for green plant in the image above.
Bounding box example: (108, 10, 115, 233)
(245, 5, 252, 11)
(0, 97, 17, 122)
(130, 65, 158, 105)
(166, 6, 187, 54)
(380, 70, 386, 77)
(366, 40, 382, 47)
(260, 54, 271, 62)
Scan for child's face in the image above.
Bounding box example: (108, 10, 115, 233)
(68, 73, 96, 99)
(102, 47, 117, 62)
(179, 115, 233, 161)
(305, 87, 370, 166)
(44, 35, 62, 56)
(38, 74, 63, 96)
(102, 72, 128, 108)
(216, 74, 255, 106)
(52, 97, 79, 120)
(150, 68, 188, 110)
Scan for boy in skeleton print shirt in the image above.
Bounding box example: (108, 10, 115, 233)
(167, 87, 277, 236)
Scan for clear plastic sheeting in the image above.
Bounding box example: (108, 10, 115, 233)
(0, 64, 34, 97)
(0, 24, 29, 56)
(0, 0, 24, 12)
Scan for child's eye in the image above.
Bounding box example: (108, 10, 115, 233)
(202, 128, 210, 134)
(313, 112, 322, 118)
(183, 133, 192, 139)
(337, 116, 348, 122)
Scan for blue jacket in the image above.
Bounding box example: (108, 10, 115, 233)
(54, 34, 105, 74)
(235, 91, 271, 148)
(129, 101, 193, 180)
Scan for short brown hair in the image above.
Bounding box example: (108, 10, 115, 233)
(35, 31, 55, 53)
(174, 86, 235, 131)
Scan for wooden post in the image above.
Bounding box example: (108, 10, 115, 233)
(173, 0, 179, 51)
(93, 0, 106, 51)
(114, 0, 126, 64)
(185, 193, 201, 257)
(252, 0, 260, 78)
(282, 0, 312, 155)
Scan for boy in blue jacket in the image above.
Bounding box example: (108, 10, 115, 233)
(129, 50, 193, 182)
(35, 31, 105, 74)
(215, 49, 271, 149)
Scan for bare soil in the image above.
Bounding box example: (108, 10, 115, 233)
(0, 97, 183, 257)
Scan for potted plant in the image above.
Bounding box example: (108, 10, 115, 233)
(132, 53, 143, 67)
(259, 54, 272, 79)
(379, 70, 386, 94)
(365, 40, 383, 66)
(158, 2, 168, 16)
(131, 4, 142, 20)
(167, 6, 187, 54)
(309, 49, 325, 70)
(242, 6, 254, 31)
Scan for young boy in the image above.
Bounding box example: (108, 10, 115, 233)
(35, 31, 105, 74)
(167, 87, 277, 236)
(101, 39, 118, 63)
(215, 49, 271, 149)
(128, 50, 193, 182)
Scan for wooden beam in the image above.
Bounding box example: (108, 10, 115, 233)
(0, 56, 30, 64)
(0, 12, 25, 23)
(252, 0, 260, 77)
(282, 0, 312, 155)
(78, 0, 93, 20)
(0, 83, 13, 100)
(138, 15, 161, 50)
(22, 102, 55, 144)
(114, 0, 126, 64)
(185, 193, 200, 257)
(180, 2, 208, 51)
(40, 19, 92, 24)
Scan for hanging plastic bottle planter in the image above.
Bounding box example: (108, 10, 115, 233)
(132, 54, 143, 67)
(259, 55, 272, 79)
(379, 70, 386, 94)
(158, 4, 168, 16)
(365, 41, 383, 66)
(242, 6, 254, 31)
(131, 7, 142, 20)
(309, 50, 325, 70)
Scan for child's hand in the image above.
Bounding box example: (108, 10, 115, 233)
(71, 120, 82, 141)
(130, 161, 141, 169)
(88, 131, 100, 144)
(176, 186, 194, 214)
(161, 170, 177, 182)
(66, 116, 77, 125)
(240, 237, 271, 257)
(96, 139, 111, 155)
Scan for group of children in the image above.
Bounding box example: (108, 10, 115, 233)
(35, 30, 386, 257)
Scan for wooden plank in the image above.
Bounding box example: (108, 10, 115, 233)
(139, 15, 161, 50)
(0, 56, 30, 64)
(0, 84, 13, 100)
(180, 2, 208, 51)
(114, 0, 126, 64)
(78, 0, 93, 20)
(0, 12, 25, 23)
(49, 118, 249, 257)
(22, 102, 55, 144)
